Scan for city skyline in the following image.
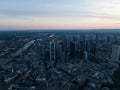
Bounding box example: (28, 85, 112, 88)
(0, 0, 120, 30)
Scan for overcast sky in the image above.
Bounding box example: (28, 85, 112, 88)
(0, 0, 120, 30)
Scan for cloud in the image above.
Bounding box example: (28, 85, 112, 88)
(0, 8, 120, 21)
(0, 0, 120, 29)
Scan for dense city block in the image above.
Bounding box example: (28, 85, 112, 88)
(0, 30, 120, 90)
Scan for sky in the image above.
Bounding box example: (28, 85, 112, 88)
(0, 0, 120, 30)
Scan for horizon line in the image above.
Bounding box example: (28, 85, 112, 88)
(0, 28, 120, 31)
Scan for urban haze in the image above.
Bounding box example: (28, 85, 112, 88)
(0, 0, 120, 90)
(0, 30, 120, 90)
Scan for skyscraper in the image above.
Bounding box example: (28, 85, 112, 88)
(40, 44, 45, 60)
(50, 40, 55, 61)
(84, 34, 88, 60)
(70, 41, 75, 59)
(111, 45, 120, 62)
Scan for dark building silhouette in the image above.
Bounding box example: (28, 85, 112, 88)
(70, 41, 75, 59)
(50, 40, 55, 61)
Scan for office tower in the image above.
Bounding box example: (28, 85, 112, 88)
(84, 51, 88, 60)
(84, 34, 88, 60)
(40, 44, 45, 60)
(81, 34, 87, 51)
(111, 45, 120, 62)
(106, 36, 110, 43)
(95, 33, 98, 43)
(70, 41, 75, 59)
(50, 40, 55, 60)
(57, 41, 64, 62)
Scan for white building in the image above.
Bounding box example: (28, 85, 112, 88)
(111, 45, 120, 62)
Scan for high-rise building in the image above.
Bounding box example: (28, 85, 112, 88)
(84, 51, 88, 60)
(57, 40, 65, 62)
(40, 44, 45, 60)
(50, 40, 55, 60)
(70, 41, 75, 59)
(84, 34, 88, 60)
(111, 45, 120, 62)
